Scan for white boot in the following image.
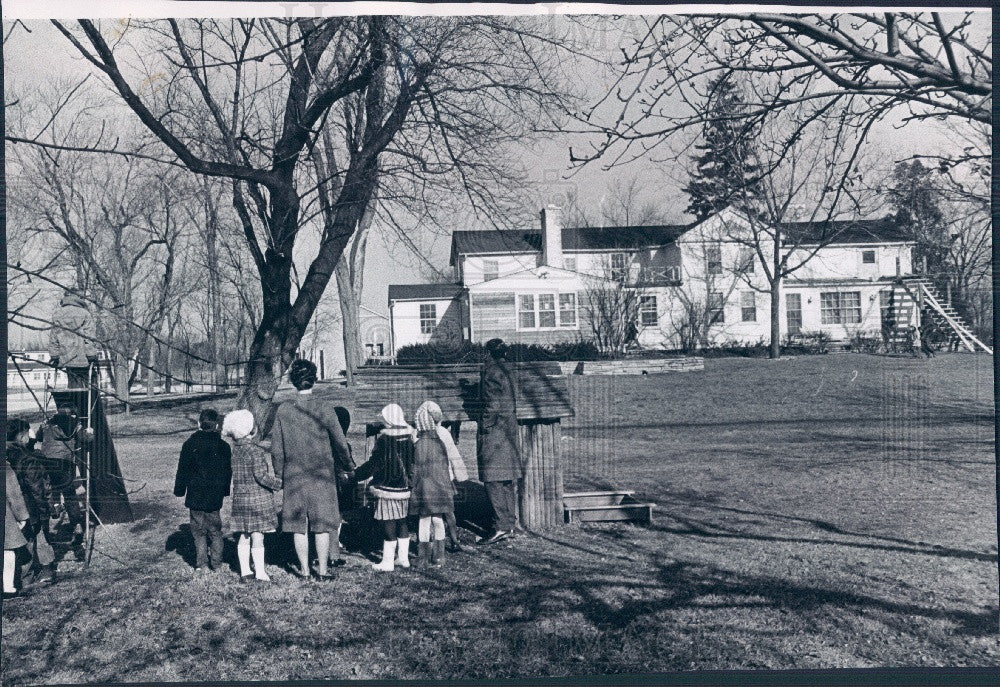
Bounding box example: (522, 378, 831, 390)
(372, 539, 396, 572)
(236, 537, 251, 578)
(251, 547, 270, 581)
(395, 536, 411, 568)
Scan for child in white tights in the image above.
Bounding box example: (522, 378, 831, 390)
(409, 402, 455, 567)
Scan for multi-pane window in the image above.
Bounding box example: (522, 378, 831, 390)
(639, 295, 658, 327)
(741, 247, 755, 273)
(708, 291, 725, 324)
(741, 291, 756, 322)
(706, 243, 723, 275)
(483, 259, 499, 281)
(419, 303, 437, 334)
(558, 294, 577, 327)
(518, 293, 578, 330)
(563, 257, 577, 272)
(538, 294, 557, 328)
(786, 293, 802, 335)
(518, 295, 536, 329)
(820, 291, 862, 325)
(862, 250, 876, 264)
(610, 253, 629, 282)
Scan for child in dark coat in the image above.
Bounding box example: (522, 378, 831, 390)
(174, 409, 232, 571)
(38, 403, 91, 560)
(410, 402, 456, 567)
(6, 419, 56, 583)
(354, 404, 414, 572)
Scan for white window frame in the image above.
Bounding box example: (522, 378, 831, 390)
(861, 249, 876, 265)
(820, 291, 862, 325)
(639, 295, 658, 327)
(708, 290, 725, 324)
(741, 291, 757, 322)
(706, 243, 723, 276)
(563, 256, 577, 273)
(483, 259, 499, 281)
(610, 252, 630, 282)
(517, 293, 579, 331)
(419, 303, 437, 334)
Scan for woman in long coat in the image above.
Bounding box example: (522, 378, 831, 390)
(476, 339, 521, 544)
(269, 359, 354, 580)
(4, 459, 30, 597)
(224, 409, 282, 583)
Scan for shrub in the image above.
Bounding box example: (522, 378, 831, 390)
(393, 339, 603, 365)
(849, 330, 884, 354)
(700, 339, 770, 359)
(782, 331, 830, 355)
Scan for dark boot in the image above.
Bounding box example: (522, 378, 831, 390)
(431, 539, 444, 567)
(415, 542, 431, 569)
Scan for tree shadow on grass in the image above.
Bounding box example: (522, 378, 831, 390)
(164, 524, 238, 572)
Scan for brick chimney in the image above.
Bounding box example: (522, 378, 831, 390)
(540, 205, 563, 268)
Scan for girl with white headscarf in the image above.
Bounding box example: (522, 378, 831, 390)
(409, 401, 455, 568)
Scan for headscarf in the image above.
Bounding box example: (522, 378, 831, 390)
(221, 409, 255, 441)
(414, 401, 443, 433)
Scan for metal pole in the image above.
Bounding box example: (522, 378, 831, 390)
(84, 362, 94, 567)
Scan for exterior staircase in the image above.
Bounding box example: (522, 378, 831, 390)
(899, 277, 992, 354)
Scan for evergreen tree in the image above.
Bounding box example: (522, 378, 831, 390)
(684, 76, 762, 222)
(888, 160, 948, 288)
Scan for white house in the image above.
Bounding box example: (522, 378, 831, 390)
(387, 206, 921, 354)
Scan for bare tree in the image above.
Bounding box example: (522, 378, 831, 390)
(38, 18, 570, 427)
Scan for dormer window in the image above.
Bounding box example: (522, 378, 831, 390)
(483, 259, 499, 281)
(862, 250, 876, 264)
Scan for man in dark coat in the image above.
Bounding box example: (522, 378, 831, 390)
(269, 359, 355, 580)
(48, 290, 100, 389)
(477, 338, 521, 545)
(174, 409, 232, 571)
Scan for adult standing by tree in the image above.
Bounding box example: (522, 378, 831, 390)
(476, 338, 521, 546)
(48, 289, 99, 389)
(269, 359, 354, 580)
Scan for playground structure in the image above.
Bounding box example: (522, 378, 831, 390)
(7, 356, 134, 567)
(354, 361, 654, 530)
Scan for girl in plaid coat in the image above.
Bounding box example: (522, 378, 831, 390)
(223, 410, 282, 583)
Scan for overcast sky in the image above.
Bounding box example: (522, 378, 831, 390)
(4, 8, 988, 339)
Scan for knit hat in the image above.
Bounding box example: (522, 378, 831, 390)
(380, 403, 408, 428)
(222, 409, 255, 440)
(414, 401, 442, 433)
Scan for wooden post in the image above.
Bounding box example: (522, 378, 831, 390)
(517, 419, 564, 530)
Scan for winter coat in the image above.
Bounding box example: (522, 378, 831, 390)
(6, 444, 51, 524)
(174, 430, 232, 512)
(229, 438, 282, 533)
(355, 430, 414, 494)
(39, 419, 83, 484)
(477, 357, 521, 481)
(269, 393, 354, 526)
(5, 461, 29, 550)
(410, 430, 454, 516)
(48, 292, 99, 369)
(436, 425, 468, 483)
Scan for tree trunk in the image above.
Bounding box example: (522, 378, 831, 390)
(769, 278, 781, 359)
(336, 257, 361, 386)
(146, 345, 156, 396)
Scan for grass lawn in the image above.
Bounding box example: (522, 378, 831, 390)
(2, 353, 997, 682)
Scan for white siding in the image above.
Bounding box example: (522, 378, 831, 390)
(461, 254, 538, 286)
(390, 298, 464, 354)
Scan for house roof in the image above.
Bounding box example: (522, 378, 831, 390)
(387, 283, 464, 304)
(450, 224, 690, 264)
(780, 218, 912, 246)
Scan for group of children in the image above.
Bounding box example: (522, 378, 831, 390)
(172, 396, 469, 582)
(4, 407, 94, 598)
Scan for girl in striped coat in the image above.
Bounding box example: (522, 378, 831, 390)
(223, 410, 282, 583)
